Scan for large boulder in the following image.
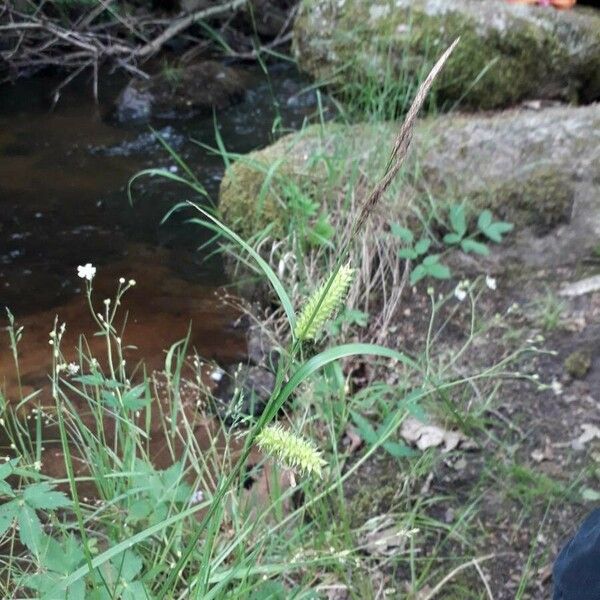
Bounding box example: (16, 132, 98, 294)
(292, 0, 600, 110)
(219, 103, 600, 266)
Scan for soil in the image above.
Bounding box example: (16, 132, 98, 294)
(344, 257, 600, 598)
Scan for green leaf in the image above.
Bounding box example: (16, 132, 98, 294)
(460, 239, 490, 255)
(0, 458, 19, 481)
(409, 264, 427, 285)
(250, 581, 287, 600)
(349, 411, 378, 446)
(422, 254, 440, 266)
(425, 262, 451, 280)
(477, 210, 493, 231)
(128, 499, 152, 522)
(390, 223, 414, 243)
(121, 581, 147, 600)
(449, 205, 467, 237)
(112, 550, 143, 582)
(270, 344, 416, 424)
(382, 441, 418, 458)
(483, 221, 514, 243)
(121, 385, 149, 411)
(0, 479, 14, 497)
(24, 483, 71, 510)
(0, 499, 19, 536)
(414, 238, 431, 255)
(398, 248, 418, 260)
(185, 205, 297, 334)
(18, 504, 43, 554)
(443, 233, 462, 245)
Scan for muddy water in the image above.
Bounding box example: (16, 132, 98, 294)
(0, 63, 317, 399)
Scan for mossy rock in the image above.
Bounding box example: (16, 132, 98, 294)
(293, 0, 600, 111)
(219, 122, 398, 238)
(219, 104, 600, 267)
(564, 349, 592, 379)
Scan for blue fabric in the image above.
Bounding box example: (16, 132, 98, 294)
(554, 509, 600, 600)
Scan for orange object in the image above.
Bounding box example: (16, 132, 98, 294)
(508, 0, 576, 7)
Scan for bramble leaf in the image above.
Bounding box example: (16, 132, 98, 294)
(414, 238, 431, 255)
(24, 483, 71, 510)
(460, 239, 490, 255)
(390, 223, 414, 243)
(449, 205, 467, 237)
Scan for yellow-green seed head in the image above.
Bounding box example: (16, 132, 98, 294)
(295, 264, 354, 341)
(256, 424, 327, 478)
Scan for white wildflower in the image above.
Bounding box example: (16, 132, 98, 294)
(66, 362, 80, 376)
(486, 275, 497, 290)
(551, 379, 563, 396)
(77, 263, 96, 281)
(190, 490, 204, 504)
(454, 282, 468, 302)
(210, 369, 224, 383)
(128, 279, 136, 286)
(119, 277, 126, 284)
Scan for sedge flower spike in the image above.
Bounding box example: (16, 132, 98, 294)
(295, 264, 354, 341)
(256, 424, 327, 478)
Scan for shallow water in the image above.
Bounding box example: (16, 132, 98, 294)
(0, 62, 319, 396)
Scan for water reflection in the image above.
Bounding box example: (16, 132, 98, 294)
(0, 63, 318, 388)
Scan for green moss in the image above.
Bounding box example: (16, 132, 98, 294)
(218, 123, 397, 238)
(218, 152, 288, 239)
(294, 0, 600, 111)
(564, 349, 592, 379)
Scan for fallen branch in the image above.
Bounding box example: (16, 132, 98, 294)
(132, 0, 250, 59)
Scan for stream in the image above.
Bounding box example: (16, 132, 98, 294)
(0, 62, 319, 398)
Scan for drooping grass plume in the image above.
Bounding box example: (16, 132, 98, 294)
(256, 424, 327, 478)
(295, 263, 354, 341)
(354, 37, 460, 233)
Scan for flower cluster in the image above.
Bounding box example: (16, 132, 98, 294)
(256, 424, 327, 478)
(295, 264, 354, 341)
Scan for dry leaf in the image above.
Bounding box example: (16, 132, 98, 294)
(360, 515, 418, 557)
(571, 423, 600, 450)
(342, 425, 363, 454)
(400, 417, 468, 452)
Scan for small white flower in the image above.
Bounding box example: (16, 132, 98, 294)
(128, 279, 136, 286)
(103, 298, 111, 306)
(485, 275, 497, 290)
(119, 277, 126, 284)
(77, 263, 96, 281)
(454, 283, 467, 302)
(190, 490, 204, 504)
(210, 369, 224, 383)
(66, 362, 80, 376)
(551, 379, 563, 396)
(33, 460, 42, 471)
